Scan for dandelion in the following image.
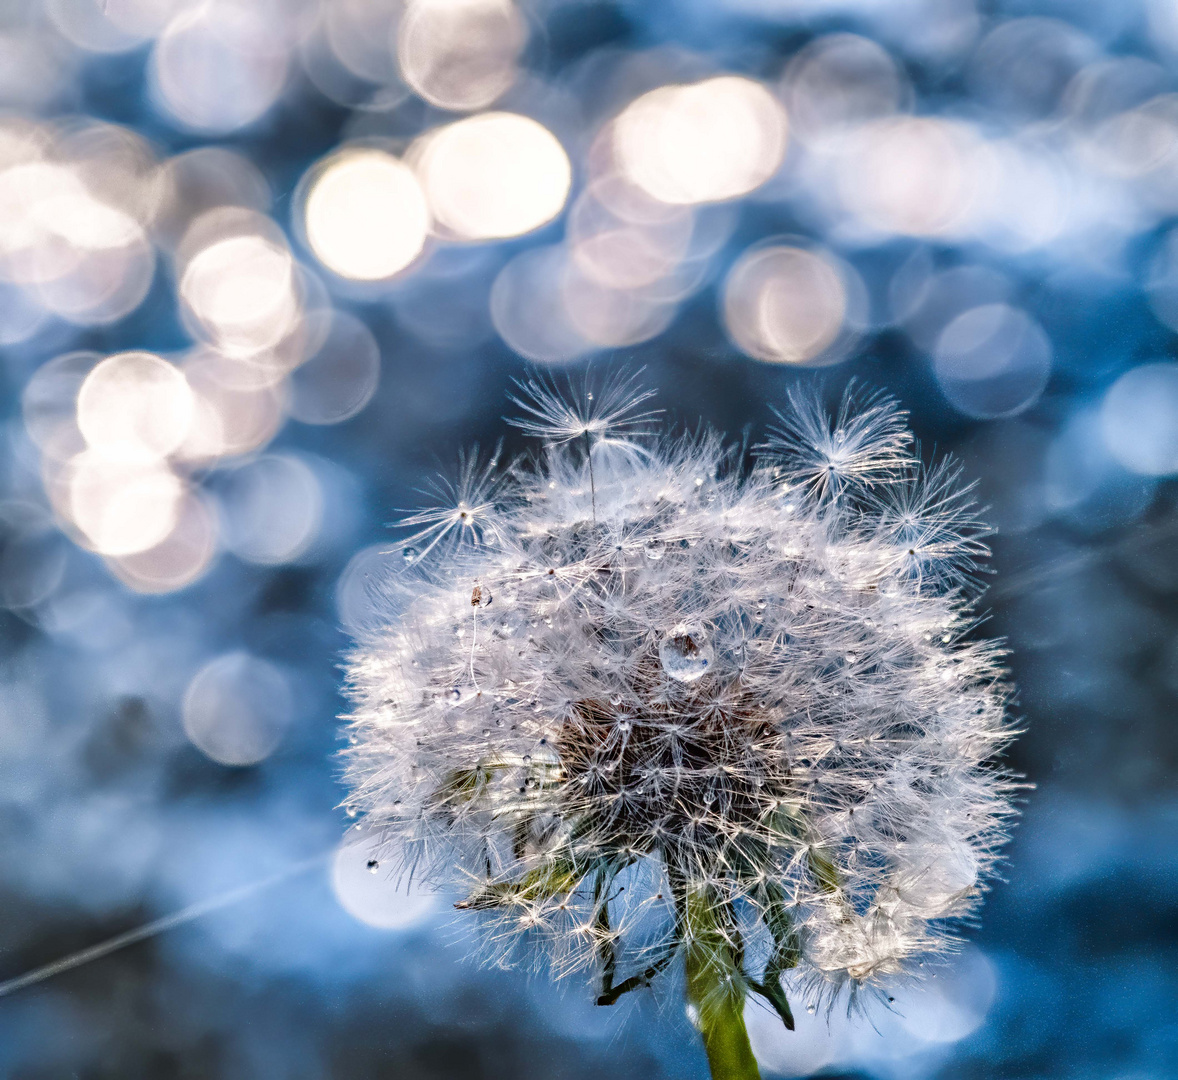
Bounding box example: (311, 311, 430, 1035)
(341, 376, 1019, 1080)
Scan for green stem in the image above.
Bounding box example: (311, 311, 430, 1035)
(683, 892, 761, 1080)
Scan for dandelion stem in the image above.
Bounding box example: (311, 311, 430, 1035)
(684, 891, 761, 1080)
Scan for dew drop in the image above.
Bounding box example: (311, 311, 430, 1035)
(523, 754, 532, 764)
(481, 729, 490, 737)
(345, 805, 358, 818)
(402, 547, 417, 564)
(806, 1004, 816, 1015)
(449, 688, 462, 702)
(366, 859, 379, 873)
(643, 538, 665, 560)
(659, 623, 713, 683)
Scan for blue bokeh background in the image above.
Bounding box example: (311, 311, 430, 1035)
(1, 0, 1177, 1076)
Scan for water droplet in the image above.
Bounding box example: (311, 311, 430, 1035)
(393, 798, 402, 806)
(522, 754, 532, 764)
(643, 538, 665, 560)
(806, 1004, 816, 1015)
(345, 805, 358, 818)
(481, 729, 490, 737)
(366, 859, 379, 873)
(539, 737, 547, 745)
(402, 547, 417, 563)
(449, 687, 462, 702)
(659, 623, 714, 683)
(833, 428, 846, 445)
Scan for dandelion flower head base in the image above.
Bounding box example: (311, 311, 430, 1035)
(342, 377, 1018, 1026)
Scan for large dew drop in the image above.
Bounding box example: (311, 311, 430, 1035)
(659, 623, 713, 682)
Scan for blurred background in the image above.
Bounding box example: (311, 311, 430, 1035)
(0, 0, 1176, 1076)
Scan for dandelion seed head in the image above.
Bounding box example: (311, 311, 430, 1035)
(342, 378, 1018, 1006)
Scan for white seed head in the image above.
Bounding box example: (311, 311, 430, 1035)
(341, 378, 1019, 1004)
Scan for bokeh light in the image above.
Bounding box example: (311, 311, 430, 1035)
(331, 829, 439, 930)
(288, 312, 381, 425)
(178, 213, 301, 358)
(414, 112, 572, 240)
(396, 0, 526, 112)
(782, 33, 911, 147)
(490, 244, 591, 363)
(217, 453, 324, 565)
(66, 450, 184, 556)
(836, 117, 987, 239)
(178, 348, 288, 462)
(151, 1, 289, 133)
(76, 351, 194, 460)
(182, 651, 292, 766)
(302, 149, 430, 281)
(107, 489, 218, 594)
(613, 76, 788, 205)
(932, 304, 1053, 419)
(1100, 362, 1178, 476)
(722, 244, 850, 365)
(567, 177, 695, 289)
(47, 0, 178, 54)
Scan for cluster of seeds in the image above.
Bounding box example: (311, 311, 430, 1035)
(342, 376, 1018, 1018)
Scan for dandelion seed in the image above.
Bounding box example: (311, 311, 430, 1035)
(342, 377, 1020, 1078)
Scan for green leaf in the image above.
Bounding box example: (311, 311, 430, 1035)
(454, 857, 582, 910)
